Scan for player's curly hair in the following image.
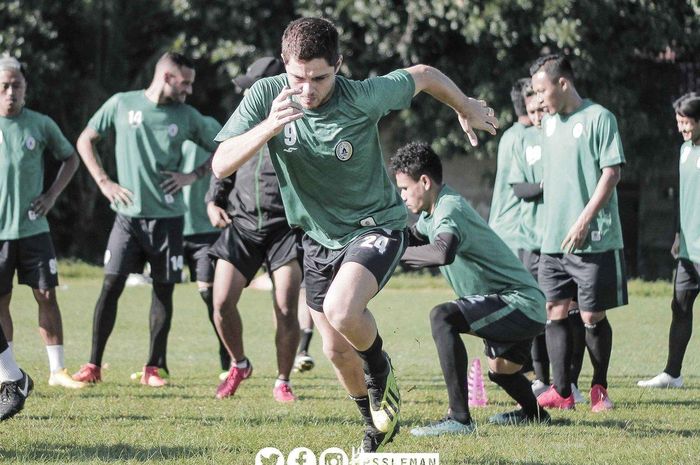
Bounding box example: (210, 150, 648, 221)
(529, 53, 575, 82)
(674, 92, 700, 120)
(281, 17, 339, 66)
(389, 141, 443, 184)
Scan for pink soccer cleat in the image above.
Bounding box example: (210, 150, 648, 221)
(216, 363, 253, 399)
(590, 384, 613, 412)
(537, 385, 575, 410)
(273, 382, 297, 403)
(72, 363, 102, 384)
(140, 366, 168, 387)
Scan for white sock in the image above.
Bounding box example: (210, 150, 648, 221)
(46, 345, 65, 373)
(7, 341, 13, 351)
(274, 378, 290, 388)
(235, 358, 249, 369)
(0, 347, 23, 382)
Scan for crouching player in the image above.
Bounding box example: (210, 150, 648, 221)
(391, 142, 549, 435)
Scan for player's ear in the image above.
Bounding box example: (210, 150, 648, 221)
(420, 174, 431, 190)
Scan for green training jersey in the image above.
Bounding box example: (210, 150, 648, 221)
(415, 185, 545, 323)
(508, 125, 544, 251)
(679, 141, 700, 263)
(540, 99, 625, 254)
(216, 71, 415, 249)
(88, 90, 219, 219)
(180, 116, 221, 236)
(488, 122, 527, 254)
(0, 108, 74, 240)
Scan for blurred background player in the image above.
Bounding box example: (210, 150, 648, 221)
(73, 52, 219, 387)
(0, 56, 85, 389)
(206, 56, 302, 402)
(638, 92, 700, 389)
(531, 54, 627, 412)
(488, 78, 532, 256)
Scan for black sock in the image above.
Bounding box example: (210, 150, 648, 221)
(357, 333, 388, 377)
(147, 282, 174, 371)
(430, 302, 472, 424)
(0, 317, 8, 352)
(351, 395, 374, 427)
(569, 309, 586, 387)
(586, 317, 612, 388)
(531, 333, 549, 384)
(90, 274, 127, 366)
(199, 287, 230, 370)
(298, 328, 313, 354)
(664, 288, 698, 378)
(545, 318, 572, 397)
(489, 371, 541, 417)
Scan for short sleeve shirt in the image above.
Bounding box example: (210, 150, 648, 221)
(488, 122, 527, 254)
(415, 185, 545, 323)
(0, 108, 74, 240)
(540, 100, 625, 253)
(679, 141, 700, 263)
(88, 91, 220, 218)
(215, 71, 415, 249)
(508, 125, 544, 251)
(180, 116, 222, 236)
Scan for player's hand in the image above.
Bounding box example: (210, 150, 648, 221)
(264, 86, 304, 136)
(160, 171, 197, 194)
(207, 202, 231, 228)
(671, 233, 680, 259)
(561, 220, 590, 253)
(98, 178, 134, 207)
(30, 193, 57, 216)
(457, 97, 499, 146)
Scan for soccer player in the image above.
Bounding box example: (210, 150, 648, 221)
(0, 323, 32, 420)
(488, 78, 532, 256)
(0, 56, 85, 389)
(73, 52, 219, 387)
(391, 141, 549, 436)
(206, 56, 302, 402)
(531, 54, 627, 412)
(293, 290, 316, 373)
(638, 92, 700, 389)
(211, 17, 498, 451)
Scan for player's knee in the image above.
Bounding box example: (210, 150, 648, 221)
(102, 274, 127, 295)
(198, 286, 212, 304)
(672, 290, 696, 317)
(429, 303, 453, 337)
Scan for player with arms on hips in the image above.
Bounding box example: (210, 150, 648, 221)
(638, 92, 700, 389)
(530, 54, 628, 412)
(211, 17, 498, 451)
(73, 52, 220, 387)
(0, 56, 85, 389)
(392, 142, 549, 436)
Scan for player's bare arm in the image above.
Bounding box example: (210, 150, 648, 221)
(76, 127, 134, 207)
(561, 165, 622, 253)
(212, 86, 304, 179)
(405, 65, 499, 146)
(31, 153, 79, 216)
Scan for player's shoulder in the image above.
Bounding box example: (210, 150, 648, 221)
(435, 185, 472, 216)
(580, 99, 616, 122)
(247, 75, 286, 101)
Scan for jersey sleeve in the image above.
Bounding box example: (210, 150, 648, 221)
(595, 110, 626, 169)
(216, 78, 276, 142)
(432, 200, 464, 246)
(42, 115, 75, 161)
(507, 146, 527, 185)
(87, 93, 120, 136)
(189, 113, 222, 152)
(356, 70, 415, 121)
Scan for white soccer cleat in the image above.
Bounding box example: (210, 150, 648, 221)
(637, 372, 683, 388)
(49, 369, 88, 389)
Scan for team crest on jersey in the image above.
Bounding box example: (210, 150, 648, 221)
(525, 145, 542, 165)
(572, 122, 584, 139)
(545, 118, 556, 137)
(25, 136, 36, 150)
(168, 124, 179, 137)
(681, 146, 691, 164)
(334, 140, 353, 161)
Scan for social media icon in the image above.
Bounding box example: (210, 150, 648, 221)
(255, 447, 284, 465)
(319, 448, 348, 465)
(287, 447, 316, 465)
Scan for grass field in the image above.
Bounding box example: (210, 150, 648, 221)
(1, 263, 699, 464)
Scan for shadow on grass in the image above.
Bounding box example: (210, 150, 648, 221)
(0, 443, 211, 462)
(555, 418, 700, 438)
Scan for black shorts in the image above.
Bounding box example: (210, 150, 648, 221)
(453, 294, 545, 365)
(302, 229, 407, 312)
(675, 259, 700, 291)
(0, 233, 59, 295)
(517, 249, 540, 282)
(538, 250, 628, 312)
(183, 232, 220, 283)
(103, 214, 184, 284)
(209, 224, 300, 284)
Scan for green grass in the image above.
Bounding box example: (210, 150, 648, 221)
(1, 264, 699, 464)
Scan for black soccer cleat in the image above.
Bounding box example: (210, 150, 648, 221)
(365, 352, 401, 434)
(361, 423, 400, 453)
(0, 370, 34, 421)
